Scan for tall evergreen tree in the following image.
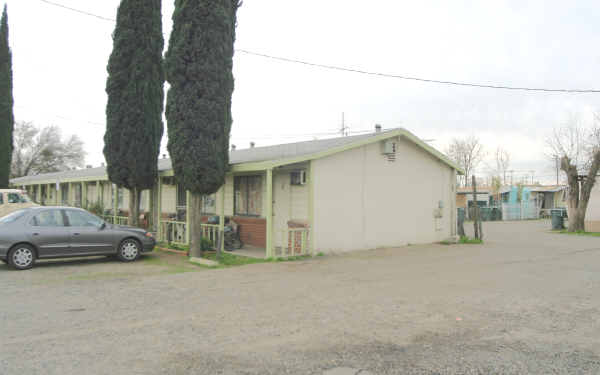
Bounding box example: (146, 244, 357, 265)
(0, 5, 14, 188)
(165, 0, 240, 257)
(104, 0, 164, 226)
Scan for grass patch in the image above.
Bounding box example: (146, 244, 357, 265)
(459, 236, 483, 244)
(553, 230, 600, 237)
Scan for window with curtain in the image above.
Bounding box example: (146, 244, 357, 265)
(234, 176, 263, 216)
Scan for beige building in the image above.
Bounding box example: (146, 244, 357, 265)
(11, 128, 463, 257)
(586, 180, 600, 232)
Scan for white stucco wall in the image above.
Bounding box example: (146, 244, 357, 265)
(312, 136, 455, 253)
(585, 178, 600, 232)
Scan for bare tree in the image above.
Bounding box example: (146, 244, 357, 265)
(11, 121, 86, 178)
(446, 136, 485, 187)
(495, 147, 510, 185)
(546, 114, 600, 232)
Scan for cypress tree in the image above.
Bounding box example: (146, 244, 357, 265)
(165, 0, 240, 257)
(104, 0, 164, 226)
(0, 5, 14, 188)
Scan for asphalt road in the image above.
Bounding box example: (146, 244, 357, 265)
(2, 220, 600, 374)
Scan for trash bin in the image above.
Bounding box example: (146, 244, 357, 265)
(551, 209, 564, 230)
(480, 207, 491, 221)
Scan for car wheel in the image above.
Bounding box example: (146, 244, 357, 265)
(8, 245, 36, 270)
(117, 239, 141, 262)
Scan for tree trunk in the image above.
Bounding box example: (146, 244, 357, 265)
(561, 151, 600, 232)
(189, 192, 203, 258)
(472, 176, 480, 239)
(127, 187, 140, 227)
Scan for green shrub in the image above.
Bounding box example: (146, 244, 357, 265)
(88, 201, 105, 217)
(201, 237, 214, 251)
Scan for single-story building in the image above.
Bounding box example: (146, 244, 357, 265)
(10, 127, 463, 257)
(585, 178, 600, 232)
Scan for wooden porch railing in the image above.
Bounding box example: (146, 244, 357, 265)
(159, 221, 220, 248)
(276, 228, 310, 257)
(103, 215, 129, 226)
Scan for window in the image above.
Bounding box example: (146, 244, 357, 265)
(0, 193, 3, 205)
(0, 209, 27, 225)
(234, 176, 263, 216)
(176, 184, 187, 209)
(8, 193, 23, 204)
(65, 210, 103, 227)
(31, 210, 65, 227)
(202, 194, 216, 214)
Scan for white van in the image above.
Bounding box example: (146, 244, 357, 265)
(0, 189, 37, 218)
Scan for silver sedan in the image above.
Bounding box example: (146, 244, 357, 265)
(0, 207, 156, 270)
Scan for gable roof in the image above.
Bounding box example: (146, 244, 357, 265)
(10, 128, 463, 186)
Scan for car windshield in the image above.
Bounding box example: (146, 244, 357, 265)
(0, 209, 28, 225)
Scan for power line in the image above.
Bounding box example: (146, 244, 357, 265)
(37, 0, 115, 22)
(237, 50, 600, 93)
(35, 0, 600, 94)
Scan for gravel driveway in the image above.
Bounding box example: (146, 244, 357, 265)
(1, 220, 600, 374)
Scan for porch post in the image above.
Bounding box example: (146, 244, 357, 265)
(266, 168, 273, 258)
(308, 161, 315, 255)
(219, 184, 225, 254)
(157, 176, 162, 239)
(68, 182, 73, 206)
(185, 190, 190, 245)
(82, 182, 87, 209)
(113, 184, 118, 224)
(37, 184, 41, 204)
(96, 181, 100, 204)
(55, 182, 60, 206)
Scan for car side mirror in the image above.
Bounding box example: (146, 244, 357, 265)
(100, 222, 106, 230)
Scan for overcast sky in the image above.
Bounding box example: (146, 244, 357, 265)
(5, 0, 600, 183)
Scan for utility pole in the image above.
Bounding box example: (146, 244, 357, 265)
(530, 170, 535, 185)
(340, 112, 349, 137)
(555, 156, 559, 185)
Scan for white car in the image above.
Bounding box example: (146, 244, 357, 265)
(0, 190, 37, 218)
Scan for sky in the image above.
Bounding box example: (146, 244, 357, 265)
(5, 0, 600, 184)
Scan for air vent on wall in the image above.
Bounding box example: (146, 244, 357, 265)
(290, 170, 307, 185)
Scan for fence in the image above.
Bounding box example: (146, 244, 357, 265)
(275, 228, 310, 257)
(160, 220, 187, 245)
(159, 221, 220, 249)
(103, 215, 129, 226)
(501, 202, 540, 221)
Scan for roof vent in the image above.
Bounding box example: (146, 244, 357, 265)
(231, 144, 236, 151)
(162, 154, 167, 159)
(250, 142, 255, 148)
(375, 124, 382, 133)
(86, 165, 92, 169)
(101, 162, 105, 167)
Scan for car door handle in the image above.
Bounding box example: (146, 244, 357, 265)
(32, 233, 39, 236)
(73, 233, 81, 236)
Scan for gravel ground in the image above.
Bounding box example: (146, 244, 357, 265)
(2, 220, 600, 374)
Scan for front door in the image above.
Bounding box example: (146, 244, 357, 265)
(64, 209, 115, 254)
(272, 173, 291, 249)
(28, 208, 71, 257)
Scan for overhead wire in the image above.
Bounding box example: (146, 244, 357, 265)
(34, 0, 600, 94)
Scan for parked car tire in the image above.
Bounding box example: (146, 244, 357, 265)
(8, 244, 36, 270)
(117, 239, 141, 262)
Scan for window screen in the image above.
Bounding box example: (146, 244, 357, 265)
(234, 176, 262, 216)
